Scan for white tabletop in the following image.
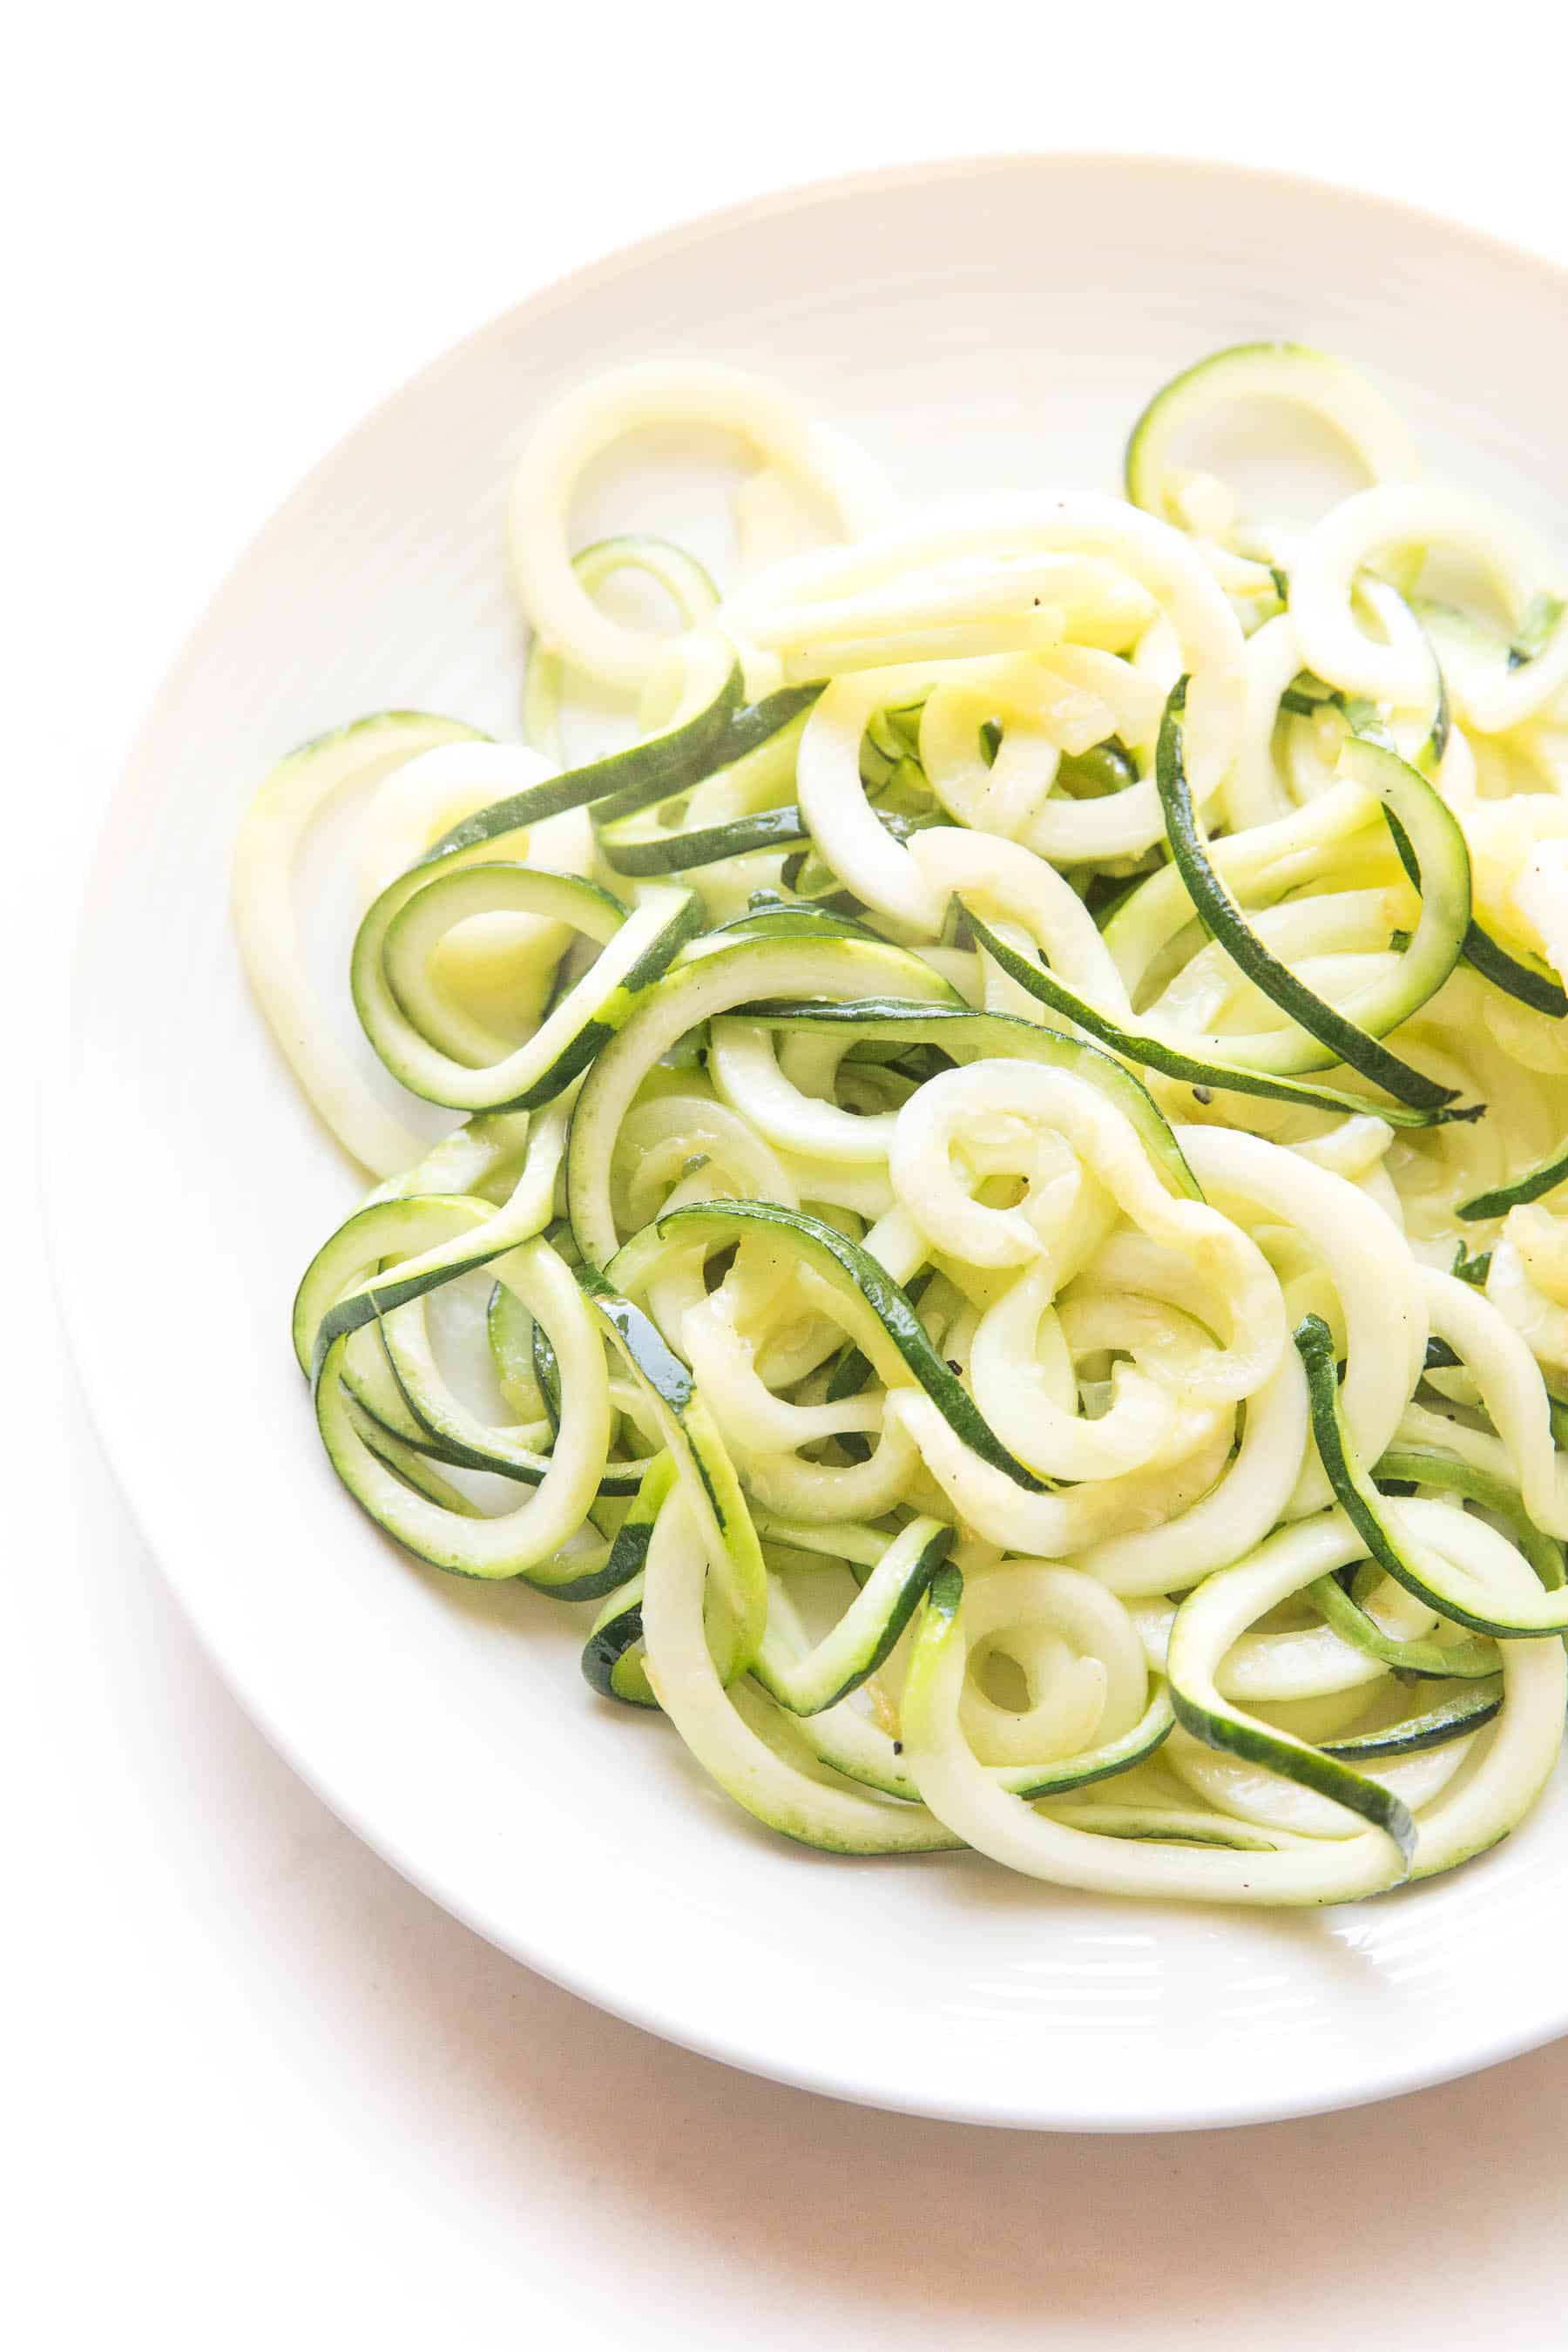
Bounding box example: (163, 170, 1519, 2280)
(16, 10, 1568, 2342)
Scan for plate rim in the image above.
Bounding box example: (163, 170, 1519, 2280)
(51, 147, 1568, 2134)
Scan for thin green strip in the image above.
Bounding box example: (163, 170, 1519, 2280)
(1157, 679, 1458, 1111)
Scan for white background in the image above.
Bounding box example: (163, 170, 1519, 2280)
(13, 7, 1568, 2343)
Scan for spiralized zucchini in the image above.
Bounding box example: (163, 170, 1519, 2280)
(236, 346, 1568, 1909)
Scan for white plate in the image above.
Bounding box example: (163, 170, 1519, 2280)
(57, 155, 1568, 2132)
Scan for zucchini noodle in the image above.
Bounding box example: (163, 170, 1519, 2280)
(235, 346, 1568, 1909)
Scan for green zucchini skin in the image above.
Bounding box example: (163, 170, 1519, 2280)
(376, 1294, 655, 1507)
(293, 1196, 510, 1389)
(1002, 1681, 1175, 1799)
(1167, 1675, 1416, 1868)
(575, 1261, 768, 1675)
(1163, 1539, 1420, 1869)
(1321, 1677, 1503, 1762)
(476, 1281, 652, 1501)
(1453, 923, 1567, 1020)
(297, 1197, 645, 1505)
(531, 1315, 562, 1437)
(1458, 1143, 1568, 1223)
(598, 801, 810, 875)
(313, 1335, 619, 1596)
(1157, 679, 1468, 1112)
(342, 663, 814, 1114)
(580, 1455, 675, 1705)
(1123, 341, 1421, 525)
(357, 873, 702, 1116)
(1380, 807, 1568, 1019)
(751, 1517, 954, 1716)
(610, 1199, 1050, 1493)
(344, 1394, 486, 1517)
(1375, 1448, 1565, 1592)
(963, 906, 1470, 1129)
(581, 1578, 657, 1707)
(702, 897, 884, 947)
(593, 692, 819, 874)
(1290, 650, 1565, 1018)
(821, 1267, 936, 1465)
(1297, 1314, 1568, 1639)
(376, 1326, 556, 1491)
(429, 660, 814, 863)
(1306, 1571, 1497, 1681)
(1509, 592, 1566, 671)
(524, 535, 721, 747)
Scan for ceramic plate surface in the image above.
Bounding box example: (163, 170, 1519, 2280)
(57, 155, 1568, 2130)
